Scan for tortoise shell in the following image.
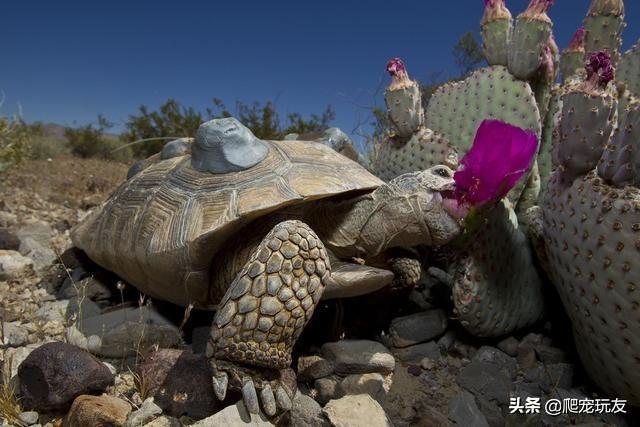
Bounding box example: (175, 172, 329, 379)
(71, 139, 382, 307)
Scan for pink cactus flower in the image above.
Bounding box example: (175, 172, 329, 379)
(386, 58, 407, 78)
(586, 50, 615, 87)
(452, 120, 538, 208)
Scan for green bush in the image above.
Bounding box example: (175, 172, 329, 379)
(65, 115, 132, 162)
(0, 115, 31, 171)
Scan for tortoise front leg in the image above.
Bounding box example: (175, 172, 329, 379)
(205, 220, 333, 416)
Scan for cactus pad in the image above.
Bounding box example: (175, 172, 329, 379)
(426, 66, 541, 154)
(618, 41, 640, 98)
(583, 0, 625, 65)
(452, 199, 546, 337)
(384, 82, 424, 138)
(508, 13, 552, 80)
(598, 102, 640, 187)
(543, 170, 640, 404)
(374, 128, 458, 182)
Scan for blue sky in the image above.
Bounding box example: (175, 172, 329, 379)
(2, 0, 639, 149)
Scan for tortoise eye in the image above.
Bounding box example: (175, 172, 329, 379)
(435, 168, 450, 178)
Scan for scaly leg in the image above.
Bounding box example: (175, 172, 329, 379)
(206, 220, 333, 415)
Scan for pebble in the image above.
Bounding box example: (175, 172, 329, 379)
(336, 373, 386, 401)
(388, 310, 448, 348)
(191, 401, 272, 426)
(448, 391, 490, 427)
(321, 340, 395, 375)
(323, 394, 393, 427)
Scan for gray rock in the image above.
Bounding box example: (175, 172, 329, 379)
(161, 138, 192, 160)
(393, 341, 441, 363)
(321, 340, 395, 375)
(472, 346, 517, 380)
(0, 228, 20, 250)
(2, 322, 29, 347)
(323, 394, 393, 427)
(18, 411, 39, 425)
(35, 300, 69, 323)
(15, 220, 53, 246)
(125, 397, 163, 427)
(314, 377, 339, 406)
(138, 349, 219, 419)
(497, 336, 519, 357)
(388, 310, 448, 348)
(76, 306, 181, 357)
(420, 357, 436, 370)
(3, 344, 38, 380)
(475, 396, 505, 427)
(67, 296, 102, 325)
(436, 330, 456, 353)
(18, 341, 115, 411)
(511, 380, 542, 401)
(19, 237, 55, 271)
(457, 361, 512, 405)
(292, 393, 328, 427)
(142, 415, 181, 427)
(336, 373, 386, 401)
(534, 345, 567, 364)
(57, 276, 113, 304)
(448, 391, 490, 427)
(298, 355, 335, 381)
(191, 400, 272, 426)
(0, 250, 34, 280)
(523, 363, 574, 393)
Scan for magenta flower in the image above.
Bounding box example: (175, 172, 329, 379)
(386, 57, 407, 78)
(586, 50, 615, 87)
(453, 120, 538, 207)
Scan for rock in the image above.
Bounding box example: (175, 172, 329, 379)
(448, 391, 490, 427)
(0, 250, 34, 280)
(474, 396, 505, 427)
(16, 220, 53, 246)
(125, 397, 163, 427)
(456, 361, 512, 405)
(3, 345, 38, 379)
(292, 393, 328, 427)
(388, 310, 448, 348)
(76, 306, 181, 357)
(393, 341, 441, 363)
(17, 341, 115, 411)
(19, 237, 55, 271)
(420, 357, 435, 370)
(0, 228, 20, 250)
(414, 405, 454, 426)
(534, 345, 567, 364)
(81, 194, 104, 210)
(298, 355, 335, 381)
(523, 363, 574, 393)
(18, 411, 39, 425)
(314, 377, 339, 406)
(322, 394, 393, 427)
(65, 394, 132, 427)
(516, 347, 538, 370)
(138, 349, 219, 419)
(104, 362, 117, 376)
(67, 296, 102, 324)
(496, 336, 519, 357)
(436, 330, 456, 353)
(0, 211, 17, 227)
(336, 373, 386, 401)
(472, 346, 517, 380)
(35, 300, 69, 323)
(191, 401, 272, 426)
(142, 415, 181, 427)
(2, 322, 29, 347)
(57, 275, 113, 303)
(321, 340, 395, 375)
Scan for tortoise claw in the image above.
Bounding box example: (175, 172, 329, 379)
(212, 372, 228, 401)
(275, 385, 292, 411)
(260, 383, 277, 417)
(242, 376, 260, 414)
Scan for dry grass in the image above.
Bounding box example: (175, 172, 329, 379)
(0, 355, 25, 427)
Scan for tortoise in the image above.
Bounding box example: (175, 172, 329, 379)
(71, 117, 462, 416)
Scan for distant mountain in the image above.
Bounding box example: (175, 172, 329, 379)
(36, 122, 120, 141)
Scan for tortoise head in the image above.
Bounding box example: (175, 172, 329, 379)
(191, 117, 269, 174)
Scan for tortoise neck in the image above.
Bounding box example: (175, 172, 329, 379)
(307, 188, 431, 259)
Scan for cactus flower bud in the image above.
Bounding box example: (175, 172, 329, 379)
(481, 0, 512, 24)
(566, 27, 586, 52)
(452, 120, 538, 207)
(521, 0, 553, 21)
(386, 58, 408, 81)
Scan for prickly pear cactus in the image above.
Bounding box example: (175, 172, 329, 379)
(560, 28, 587, 81)
(618, 40, 640, 97)
(426, 66, 541, 154)
(375, 128, 458, 182)
(481, 0, 513, 66)
(384, 58, 424, 138)
(583, 0, 625, 64)
(453, 199, 546, 336)
(507, 0, 554, 80)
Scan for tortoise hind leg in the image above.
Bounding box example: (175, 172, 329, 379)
(206, 220, 332, 415)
